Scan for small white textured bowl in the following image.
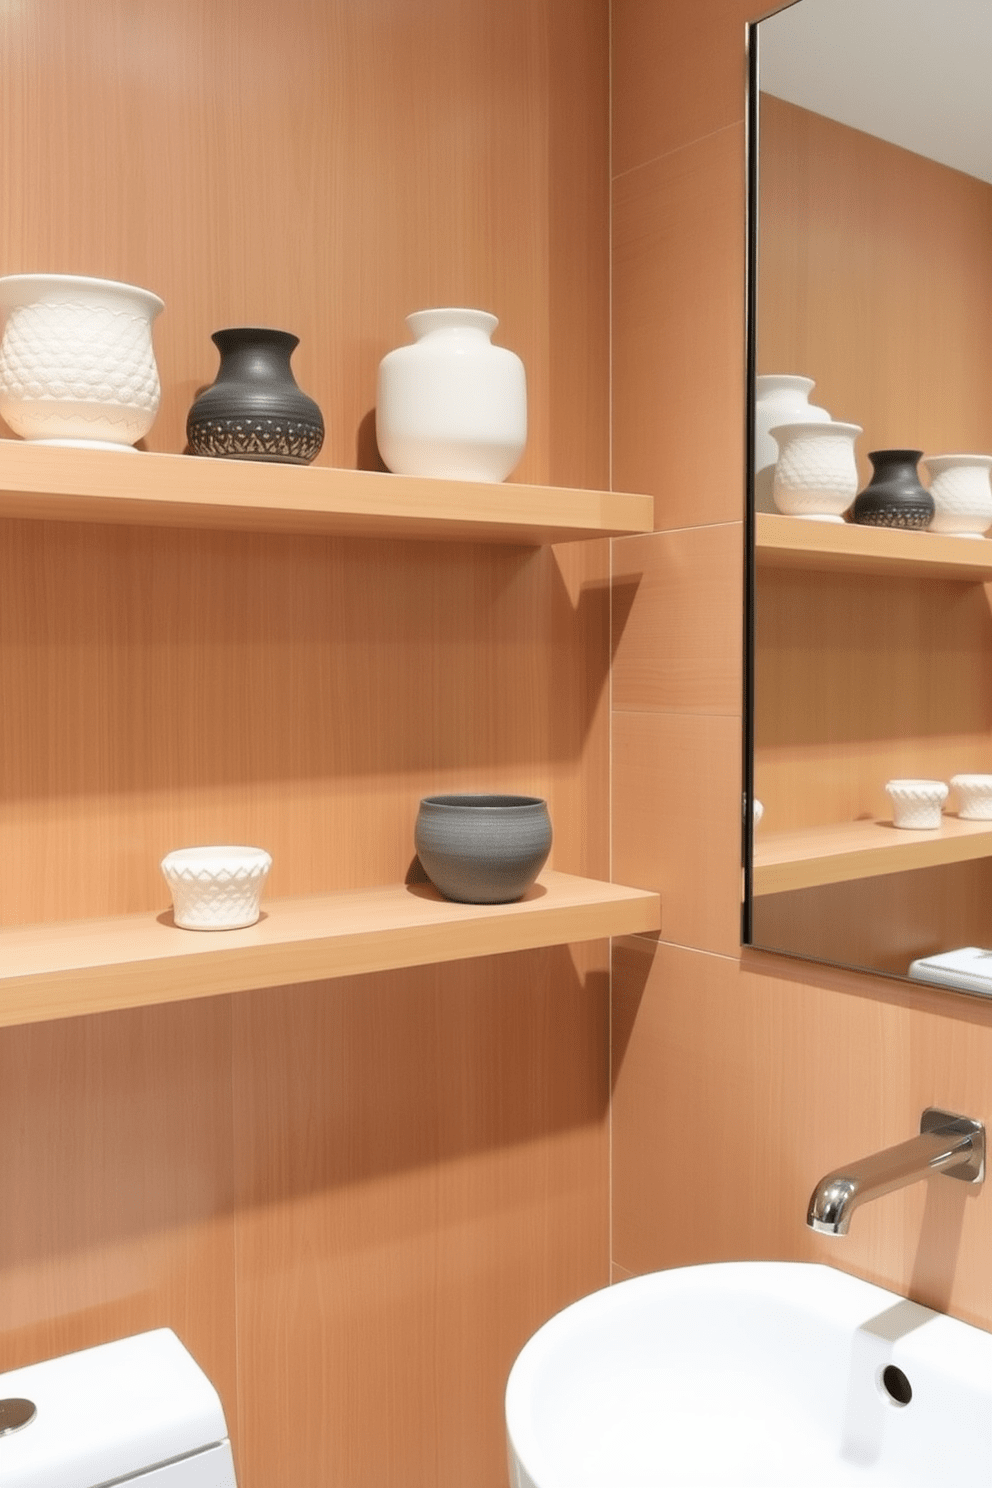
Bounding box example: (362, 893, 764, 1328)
(0, 273, 164, 449)
(885, 779, 948, 830)
(769, 419, 862, 522)
(161, 845, 272, 930)
(951, 774, 992, 820)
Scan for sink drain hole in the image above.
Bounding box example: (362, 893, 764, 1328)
(880, 1364, 913, 1406)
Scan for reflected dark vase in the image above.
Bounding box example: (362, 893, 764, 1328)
(850, 448, 934, 529)
(186, 327, 324, 465)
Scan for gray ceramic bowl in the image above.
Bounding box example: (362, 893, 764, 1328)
(414, 794, 552, 904)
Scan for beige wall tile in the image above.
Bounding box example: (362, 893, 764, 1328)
(612, 0, 763, 178)
(612, 125, 748, 528)
(611, 937, 992, 1330)
(233, 948, 610, 1488)
(613, 710, 743, 957)
(612, 524, 743, 715)
(0, 1000, 239, 1450)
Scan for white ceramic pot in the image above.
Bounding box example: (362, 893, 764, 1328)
(376, 308, 527, 482)
(951, 774, 992, 819)
(160, 845, 272, 930)
(0, 273, 164, 450)
(920, 454, 992, 538)
(885, 779, 948, 830)
(769, 420, 862, 522)
(754, 375, 831, 514)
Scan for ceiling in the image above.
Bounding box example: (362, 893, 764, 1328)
(757, 0, 992, 185)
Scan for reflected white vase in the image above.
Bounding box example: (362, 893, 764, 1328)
(0, 273, 164, 450)
(769, 420, 862, 522)
(376, 308, 527, 482)
(920, 454, 992, 538)
(754, 375, 830, 514)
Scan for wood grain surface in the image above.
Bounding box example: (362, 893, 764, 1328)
(0, 2, 613, 1486)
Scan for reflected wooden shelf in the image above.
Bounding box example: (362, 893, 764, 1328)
(753, 816, 992, 895)
(0, 870, 661, 1030)
(0, 440, 654, 545)
(755, 512, 992, 581)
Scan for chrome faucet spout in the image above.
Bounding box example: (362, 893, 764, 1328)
(806, 1108, 985, 1237)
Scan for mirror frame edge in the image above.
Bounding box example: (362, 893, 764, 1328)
(742, 17, 760, 947)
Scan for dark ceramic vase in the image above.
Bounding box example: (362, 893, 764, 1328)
(186, 327, 324, 464)
(850, 449, 934, 529)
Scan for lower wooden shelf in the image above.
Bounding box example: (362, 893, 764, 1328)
(0, 870, 661, 1029)
(753, 816, 992, 896)
(755, 511, 992, 581)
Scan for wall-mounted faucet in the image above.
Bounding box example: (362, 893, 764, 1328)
(806, 1107, 985, 1237)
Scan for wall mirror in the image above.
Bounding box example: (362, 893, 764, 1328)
(744, 0, 992, 996)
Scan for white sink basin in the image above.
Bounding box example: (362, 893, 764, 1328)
(505, 1261, 992, 1487)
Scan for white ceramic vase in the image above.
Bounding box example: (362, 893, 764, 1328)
(0, 273, 164, 450)
(920, 454, 992, 538)
(376, 308, 527, 482)
(754, 375, 830, 514)
(769, 420, 862, 522)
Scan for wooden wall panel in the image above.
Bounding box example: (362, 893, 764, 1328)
(610, 0, 992, 1345)
(612, 709, 742, 958)
(611, 0, 774, 178)
(0, 2, 612, 1487)
(755, 567, 992, 833)
(0, 0, 609, 489)
(233, 948, 609, 1488)
(613, 937, 992, 1331)
(757, 95, 992, 479)
(753, 859, 992, 976)
(612, 124, 747, 529)
(612, 524, 743, 713)
(0, 999, 239, 1453)
(0, 522, 609, 924)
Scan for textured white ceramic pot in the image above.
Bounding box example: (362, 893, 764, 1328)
(769, 420, 862, 522)
(376, 308, 527, 482)
(414, 793, 551, 904)
(951, 774, 992, 819)
(753, 375, 830, 514)
(161, 845, 272, 930)
(0, 273, 164, 450)
(921, 454, 992, 538)
(885, 779, 948, 830)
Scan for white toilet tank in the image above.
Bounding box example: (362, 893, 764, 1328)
(0, 1328, 237, 1488)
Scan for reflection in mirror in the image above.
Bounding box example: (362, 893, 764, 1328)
(744, 0, 992, 994)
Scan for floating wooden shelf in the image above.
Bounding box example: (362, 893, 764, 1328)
(753, 815, 992, 895)
(0, 441, 654, 545)
(755, 512, 992, 581)
(0, 870, 661, 1030)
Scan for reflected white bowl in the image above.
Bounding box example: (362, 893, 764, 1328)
(885, 779, 948, 830)
(921, 454, 992, 538)
(769, 419, 862, 522)
(160, 844, 272, 930)
(951, 774, 992, 820)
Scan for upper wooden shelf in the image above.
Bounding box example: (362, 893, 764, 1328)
(0, 869, 661, 1030)
(0, 441, 654, 545)
(755, 512, 992, 581)
(753, 815, 992, 896)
